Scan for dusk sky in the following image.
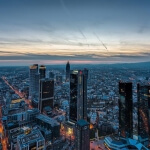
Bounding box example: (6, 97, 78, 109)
(0, 0, 150, 65)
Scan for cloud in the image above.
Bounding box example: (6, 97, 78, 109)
(137, 24, 150, 34)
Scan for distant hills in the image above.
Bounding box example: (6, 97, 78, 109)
(0, 61, 150, 70)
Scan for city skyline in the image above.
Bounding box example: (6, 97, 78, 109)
(0, 0, 150, 65)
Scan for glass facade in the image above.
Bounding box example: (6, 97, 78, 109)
(66, 61, 70, 81)
(70, 73, 78, 122)
(69, 69, 88, 123)
(39, 65, 46, 79)
(39, 79, 54, 112)
(137, 84, 150, 143)
(119, 82, 133, 138)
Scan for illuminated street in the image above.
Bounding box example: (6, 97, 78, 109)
(1, 76, 33, 109)
(90, 140, 107, 150)
(0, 107, 7, 150)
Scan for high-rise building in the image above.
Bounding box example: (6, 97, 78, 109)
(35, 73, 40, 94)
(69, 69, 88, 123)
(39, 78, 54, 113)
(66, 61, 70, 81)
(137, 84, 150, 146)
(83, 68, 88, 120)
(75, 119, 90, 150)
(39, 65, 46, 79)
(119, 82, 133, 138)
(33, 64, 38, 71)
(29, 64, 38, 98)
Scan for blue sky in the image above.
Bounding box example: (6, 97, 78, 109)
(0, 0, 150, 65)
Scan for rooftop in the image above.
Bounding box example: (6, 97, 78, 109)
(18, 130, 44, 146)
(76, 119, 89, 127)
(36, 114, 59, 127)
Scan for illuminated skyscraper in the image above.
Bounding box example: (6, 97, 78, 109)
(29, 64, 38, 98)
(119, 82, 133, 138)
(69, 69, 88, 123)
(137, 84, 150, 146)
(39, 65, 46, 79)
(66, 61, 70, 81)
(75, 119, 90, 150)
(39, 78, 54, 113)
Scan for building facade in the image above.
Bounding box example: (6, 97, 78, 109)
(39, 78, 54, 113)
(69, 69, 88, 123)
(119, 82, 133, 138)
(39, 65, 46, 79)
(137, 84, 150, 147)
(75, 119, 90, 150)
(66, 61, 70, 81)
(29, 64, 38, 98)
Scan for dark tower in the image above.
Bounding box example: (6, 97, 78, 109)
(69, 70, 88, 123)
(66, 61, 70, 81)
(83, 68, 88, 121)
(75, 119, 90, 150)
(39, 78, 54, 113)
(137, 84, 150, 147)
(119, 82, 133, 138)
(29, 64, 38, 98)
(39, 65, 46, 79)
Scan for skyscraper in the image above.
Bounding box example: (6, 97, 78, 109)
(29, 64, 38, 98)
(83, 68, 88, 121)
(39, 78, 54, 113)
(75, 119, 90, 150)
(39, 65, 46, 79)
(119, 82, 133, 138)
(69, 69, 88, 123)
(137, 84, 150, 146)
(66, 61, 70, 81)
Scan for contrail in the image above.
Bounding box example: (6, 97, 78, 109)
(60, 0, 71, 17)
(60, 0, 89, 47)
(78, 29, 89, 47)
(94, 32, 108, 51)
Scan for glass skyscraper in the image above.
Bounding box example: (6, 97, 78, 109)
(137, 84, 150, 146)
(29, 64, 38, 98)
(75, 119, 90, 150)
(39, 65, 46, 79)
(66, 61, 70, 81)
(119, 82, 133, 138)
(69, 69, 88, 123)
(39, 78, 54, 113)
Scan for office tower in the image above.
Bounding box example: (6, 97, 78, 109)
(69, 69, 88, 123)
(49, 71, 54, 79)
(39, 78, 54, 113)
(29, 64, 38, 98)
(83, 68, 88, 120)
(17, 130, 45, 150)
(119, 82, 133, 138)
(75, 119, 90, 150)
(137, 84, 150, 146)
(39, 65, 46, 79)
(66, 61, 70, 81)
(35, 73, 40, 94)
